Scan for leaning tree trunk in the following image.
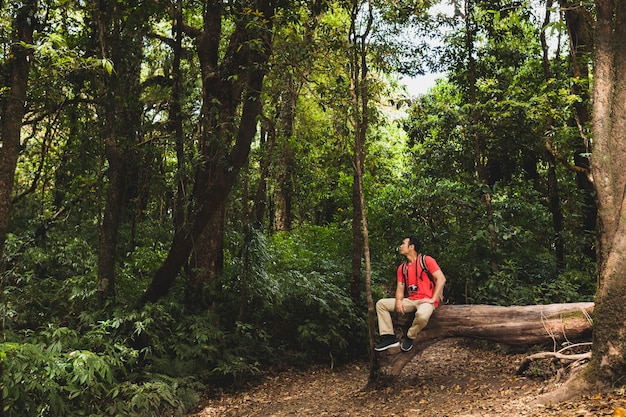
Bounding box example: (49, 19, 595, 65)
(141, 76, 266, 303)
(378, 303, 594, 376)
(588, 0, 626, 384)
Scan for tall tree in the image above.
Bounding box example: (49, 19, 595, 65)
(559, 0, 596, 261)
(93, 0, 147, 304)
(540, 0, 566, 271)
(349, 0, 368, 305)
(0, 6, 36, 411)
(346, 0, 379, 382)
(0, 0, 36, 263)
(460, 0, 500, 274)
(588, 0, 626, 384)
(142, 0, 275, 304)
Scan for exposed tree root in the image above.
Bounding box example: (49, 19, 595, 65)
(516, 342, 592, 375)
(531, 364, 603, 406)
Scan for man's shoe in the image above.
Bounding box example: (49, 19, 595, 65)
(401, 336, 414, 352)
(374, 335, 399, 351)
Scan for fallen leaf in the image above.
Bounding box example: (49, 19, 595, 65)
(614, 407, 626, 417)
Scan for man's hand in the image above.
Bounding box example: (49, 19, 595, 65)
(395, 299, 405, 314)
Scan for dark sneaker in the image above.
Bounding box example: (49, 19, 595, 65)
(401, 336, 414, 352)
(374, 335, 399, 351)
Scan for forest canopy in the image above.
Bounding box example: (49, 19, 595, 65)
(0, 0, 608, 415)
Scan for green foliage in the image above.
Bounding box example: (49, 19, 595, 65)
(2, 341, 109, 416)
(275, 269, 363, 364)
(471, 258, 593, 306)
(0, 329, 188, 417)
(1, 232, 99, 331)
(221, 225, 366, 367)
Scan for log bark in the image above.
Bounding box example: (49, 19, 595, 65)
(378, 302, 594, 376)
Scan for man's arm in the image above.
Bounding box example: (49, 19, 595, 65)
(395, 281, 405, 314)
(422, 269, 446, 305)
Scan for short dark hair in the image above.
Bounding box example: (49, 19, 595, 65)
(404, 235, 421, 252)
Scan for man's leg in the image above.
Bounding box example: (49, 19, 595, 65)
(375, 298, 396, 335)
(374, 298, 400, 351)
(406, 302, 434, 340)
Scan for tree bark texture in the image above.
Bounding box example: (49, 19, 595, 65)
(589, 0, 626, 384)
(378, 303, 594, 376)
(188, 204, 226, 305)
(0, 0, 35, 263)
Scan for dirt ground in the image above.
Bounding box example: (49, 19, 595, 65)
(187, 338, 626, 417)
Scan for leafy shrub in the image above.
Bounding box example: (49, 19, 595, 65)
(1, 340, 187, 417)
(471, 259, 593, 306)
(219, 225, 366, 368)
(1, 308, 208, 416)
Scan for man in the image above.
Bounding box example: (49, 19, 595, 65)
(374, 236, 447, 352)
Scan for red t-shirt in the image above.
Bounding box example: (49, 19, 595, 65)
(397, 255, 441, 307)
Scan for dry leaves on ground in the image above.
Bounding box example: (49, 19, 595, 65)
(187, 338, 626, 417)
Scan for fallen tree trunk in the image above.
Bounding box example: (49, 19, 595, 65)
(378, 302, 594, 376)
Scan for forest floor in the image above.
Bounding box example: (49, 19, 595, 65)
(187, 338, 626, 417)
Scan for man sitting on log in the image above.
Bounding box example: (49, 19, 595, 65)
(374, 236, 447, 352)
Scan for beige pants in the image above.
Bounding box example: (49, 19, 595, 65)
(376, 298, 435, 340)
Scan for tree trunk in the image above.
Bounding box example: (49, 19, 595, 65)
(171, 0, 186, 233)
(97, 137, 125, 303)
(94, 2, 144, 304)
(540, 3, 566, 272)
(0, 0, 34, 263)
(378, 302, 594, 376)
(560, 0, 596, 261)
(347, 0, 377, 384)
(0, 13, 33, 416)
(351, 176, 363, 303)
(188, 204, 225, 307)
(142, 76, 265, 303)
(464, 0, 499, 274)
(273, 80, 296, 232)
(588, 0, 626, 385)
(546, 149, 565, 271)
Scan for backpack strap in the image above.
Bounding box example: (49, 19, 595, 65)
(402, 261, 409, 298)
(419, 254, 436, 287)
(420, 254, 445, 303)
